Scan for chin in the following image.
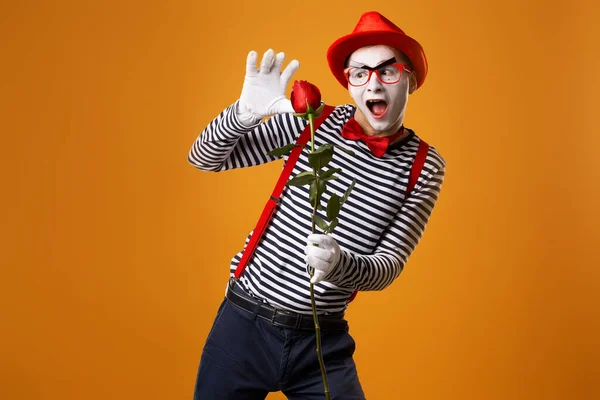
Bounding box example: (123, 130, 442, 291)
(363, 114, 396, 133)
(367, 119, 392, 132)
(354, 106, 385, 131)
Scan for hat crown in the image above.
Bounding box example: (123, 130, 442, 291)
(352, 11, 406, 35)
(326, 11, 427, 90)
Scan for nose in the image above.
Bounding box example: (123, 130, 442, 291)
(365, 71, 383, 92)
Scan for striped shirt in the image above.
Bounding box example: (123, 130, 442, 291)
(188, 101, 446, 315)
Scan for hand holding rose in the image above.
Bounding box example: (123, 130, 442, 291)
(305, 234, 342, 284)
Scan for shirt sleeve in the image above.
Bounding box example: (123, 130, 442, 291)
(187, 100, 308, 172)
(324, 162, 446, 291)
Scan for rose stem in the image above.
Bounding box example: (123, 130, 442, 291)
(308, 111, 331, 400)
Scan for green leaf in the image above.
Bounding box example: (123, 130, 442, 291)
(294, 112, 308, 119)
(309, 179, 327, 209)
(319, 168, 342, 180)
(341, 179, 356, 204)
(313, 214, 328, 232)
(318, 179, 327, 195)
(267, 143, 299, 157)
(308, 145, 334, 170)
(325, 217, 339, 234)
(309, 180, 317, 208)
(321, 175, 338, 181)
(313, 143, 334, 153)
(333, 144, 355, 156)
(286, 171, 316, 187)
(315, 102, 325, 114)
(326, 193, 341, 221)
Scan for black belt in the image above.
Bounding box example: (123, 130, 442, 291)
(226, 277, 348, 331)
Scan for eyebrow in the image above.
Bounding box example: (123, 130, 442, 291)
(348, 57, 397, 70)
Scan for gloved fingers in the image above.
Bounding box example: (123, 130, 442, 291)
(268, 98, 294, 114)
(280, 99, 294, 114)
(259, 49, 275, 74)
(245, 50, 258, 76)
(280, 59, 300, 88)
(305, 244, 334, 262)
(307, 233, 334, 248)
(272, 52, 285, 72)
(311, 269, 327, 285)
(305, 254, 330, 272)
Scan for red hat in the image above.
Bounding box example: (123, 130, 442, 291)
(327, 11, 428, 90)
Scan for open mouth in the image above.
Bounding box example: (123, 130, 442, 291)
(366, 99, 388, 119)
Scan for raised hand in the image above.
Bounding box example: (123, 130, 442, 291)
(238, 49, 300, 122)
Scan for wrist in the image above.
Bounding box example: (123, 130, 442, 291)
(235, 101, 262, 127)
(324, 249, 345, 283)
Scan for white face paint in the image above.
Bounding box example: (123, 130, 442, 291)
(347, 45, 411, 133)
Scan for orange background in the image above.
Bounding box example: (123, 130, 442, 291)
(2, 1, 599, 399)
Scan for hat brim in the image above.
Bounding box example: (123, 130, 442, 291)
(327, 31, 428, 90)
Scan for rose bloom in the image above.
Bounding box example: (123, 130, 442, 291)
(290, 80, 321, 114)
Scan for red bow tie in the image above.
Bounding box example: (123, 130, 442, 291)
(341, 118, 405, 158)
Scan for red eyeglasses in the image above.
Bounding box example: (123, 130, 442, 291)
(344, 63, 412, 86)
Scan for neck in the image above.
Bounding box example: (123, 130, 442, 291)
(354, 108, 409, 144)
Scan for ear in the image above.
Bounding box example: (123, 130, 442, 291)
(408, 72, 418, 94)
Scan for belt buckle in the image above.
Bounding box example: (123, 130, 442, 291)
(270, 309, 288, 328)
(294, 313, 303, 330)
(270, 308, 303, 330)
(270, 308, 295, 329)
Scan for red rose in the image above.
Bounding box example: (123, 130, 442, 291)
(290, 80, 322, 114)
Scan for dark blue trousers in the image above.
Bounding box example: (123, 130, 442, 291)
(192, 287, 366, 399)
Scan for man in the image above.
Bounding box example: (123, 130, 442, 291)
(188, 11, 446, 399)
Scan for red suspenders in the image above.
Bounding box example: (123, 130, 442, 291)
(346, 138, 429, 303)
(234, 105, 336, 279)
(234, 105, 430, 304)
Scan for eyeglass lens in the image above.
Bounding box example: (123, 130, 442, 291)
(348, 65, 402, 85)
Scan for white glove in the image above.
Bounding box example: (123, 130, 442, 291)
(237, 49, 299, 126)
(304, 234, 342, 284)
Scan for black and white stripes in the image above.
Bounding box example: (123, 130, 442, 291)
(188, 101, 446, 315)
